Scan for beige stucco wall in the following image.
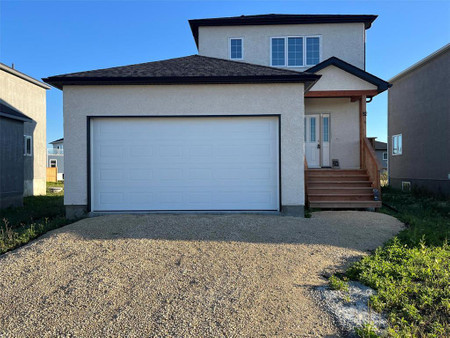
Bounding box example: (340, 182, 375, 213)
(309, 65, 377, 91)
(305, 98, 360, 169)
(63, 83, 305, 209)
(198, 23, 365, 70)
(0, 69, 47, 196)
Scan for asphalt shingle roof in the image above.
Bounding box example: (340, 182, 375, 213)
(43, 55, 320, 90)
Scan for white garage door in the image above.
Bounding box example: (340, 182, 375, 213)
(90, 116, 279, 211)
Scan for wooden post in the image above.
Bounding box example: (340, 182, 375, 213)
(359, 95, 367, 169)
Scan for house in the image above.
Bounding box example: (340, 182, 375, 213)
(0, 101, 32, 208)
(47, 138, 64, 181)
(43, 14, 391, 218)
(388, 44, 450, 197)
(0, 63, 49, 203)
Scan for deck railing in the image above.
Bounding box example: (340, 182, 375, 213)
(362, 137, 381, 198)
(47, 148, 64, 155)
(304, 156, 309, 207)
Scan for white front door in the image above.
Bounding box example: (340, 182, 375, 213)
(305, 114, 320, 168)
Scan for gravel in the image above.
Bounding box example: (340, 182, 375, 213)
(0, 211, 402, 336)
(314, 281, 388, 336)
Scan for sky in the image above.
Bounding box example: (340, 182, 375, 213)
(1, 0, 449, 144)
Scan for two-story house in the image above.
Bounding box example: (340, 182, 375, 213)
(47, 137, 64, 181)
(43, 14, 390, 218)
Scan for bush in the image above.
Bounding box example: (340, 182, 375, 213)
(329, 274, 349, 292)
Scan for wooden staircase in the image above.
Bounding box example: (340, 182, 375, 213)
(305, 169, 381, 209)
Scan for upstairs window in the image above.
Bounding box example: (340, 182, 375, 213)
(383, 152, 388, 161)
(24, 135, 32, 156)
(271, 36, 321, 67)
(229, 38, 243, 60)
(392, 134, 402, 155)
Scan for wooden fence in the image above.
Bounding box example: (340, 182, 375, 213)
(46, 167, 58, 182)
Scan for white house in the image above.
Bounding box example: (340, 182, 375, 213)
(44, 14, 390, 218)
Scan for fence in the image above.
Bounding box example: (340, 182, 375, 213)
(46, 167, 58, 182)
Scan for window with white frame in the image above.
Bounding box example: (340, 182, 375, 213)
(229, 38, 243, 60)
(24, 135, 32, 156)
(50, 159, 57, 168)
(383, 152, 388, 160)
(392, 134, 402, 155)
(271, 36, 320, 67)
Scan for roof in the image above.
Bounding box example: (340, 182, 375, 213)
(189, 14, 378, 47)
(374, 141, 387, 151)
(389, 43, 450, 83)
(50, 138, 64, 144)
(0, 63, 50, 90)
(0, 99, 32, 122)
(306, 57, 392, 93)
(43, 55, 321, 90)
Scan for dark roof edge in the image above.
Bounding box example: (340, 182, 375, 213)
(0, 63, 50, 90)
(189, 14, 378, 48)
(306, 56, 392, 92)
(50, 137, 64, 144)
(0, 111, 32, 122)
(43, 74, 321, 90)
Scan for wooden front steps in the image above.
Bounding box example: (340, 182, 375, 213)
(306, 169, 381, 209)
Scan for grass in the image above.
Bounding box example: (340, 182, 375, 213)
(347, 187, 450, 337)
(0, 181, 73, 255)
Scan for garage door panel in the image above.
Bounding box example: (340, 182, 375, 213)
(91, 117, 279, 211)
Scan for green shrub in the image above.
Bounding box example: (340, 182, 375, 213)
(355, 322, 379, 338)
(329, 274, 349, 292)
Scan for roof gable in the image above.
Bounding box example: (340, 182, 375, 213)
(307, 57, 391, 92)
(43, 55, 320, 90)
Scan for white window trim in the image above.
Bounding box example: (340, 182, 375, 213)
(50, 159, 57, 168)
(270, 35, 322, 68)
(24, 135, 32, 156)
(392, 134, 402, 156)
(229, 37, 244, 60)
(383, 152, 388, 160)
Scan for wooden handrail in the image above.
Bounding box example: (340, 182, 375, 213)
(304, 156, 309, 207)
(362, 137, 381, 199)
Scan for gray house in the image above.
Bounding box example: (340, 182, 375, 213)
(47, 138, 64, 181)
(388, 44, 450, 196)
(374, 140, 387, 173)
(0, 63, 50, 198)
(0, 101, 32, 208)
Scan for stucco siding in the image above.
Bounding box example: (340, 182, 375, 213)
(309, 65, 377, 91)
(63, 83, 305, 209)
(0, 69, 47, 196)
(305, 98, 360, 169)
(388, 47, 450, 196)
(0, 117, 25, 208)
(198, 23, 365, 70)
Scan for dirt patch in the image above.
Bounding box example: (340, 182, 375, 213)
(0, 212, 402, 336)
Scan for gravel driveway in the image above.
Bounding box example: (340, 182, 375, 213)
(0, 211, 402, 337)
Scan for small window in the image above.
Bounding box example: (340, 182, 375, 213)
(323, 116, 329, 142)
(402, 181, 411, 192)
(392, 134, 402, 155)
(271, 38, 285, 66)
(229, 38, 243, 60)
(306, 37, 320, 65)
(287, 37, 303, 66)
(310, 117, 316, 142)
(50, 159, 57, 168)
(383, 152, 388, 160)
(24, 135, 32, 156)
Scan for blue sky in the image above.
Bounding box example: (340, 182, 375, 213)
(1, 0, 449, 144)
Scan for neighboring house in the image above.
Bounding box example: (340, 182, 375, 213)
(44, 14, 391, 218)
(0, 101, 32, 208)
(388, 44, 450, 197)
(0, 63, 50, 198)
(47, 138, 64, 181)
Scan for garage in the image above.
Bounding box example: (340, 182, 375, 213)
(90, 116, 280, 212)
